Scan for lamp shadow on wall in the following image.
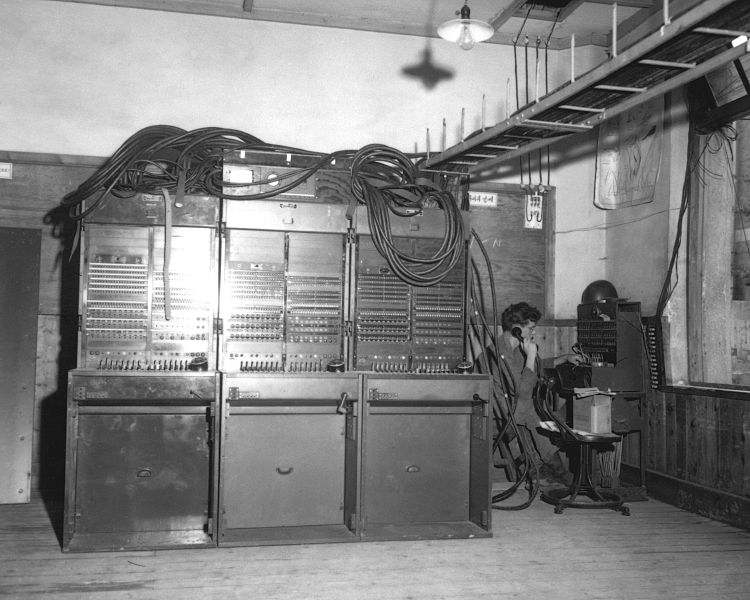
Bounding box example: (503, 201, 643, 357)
(401, 45, 455, 90)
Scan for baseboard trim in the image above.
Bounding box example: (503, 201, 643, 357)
(621, 464, 750, 531)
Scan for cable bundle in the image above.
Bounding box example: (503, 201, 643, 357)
(61, 125, 268, 220)
(468, 230, 541, 510)
(61, 129, 467, 288)
(350, 144, 465, 286)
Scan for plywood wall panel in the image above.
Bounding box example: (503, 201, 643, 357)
(0, 161, 94, 316)
(468, 185, 552, 321)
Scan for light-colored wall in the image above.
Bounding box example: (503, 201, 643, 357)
(2, 0, 673, 323)
(2, 0, 516, 157)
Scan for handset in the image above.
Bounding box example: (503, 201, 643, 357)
(511, 327, 526, 357)
(512, 326, 537, 362)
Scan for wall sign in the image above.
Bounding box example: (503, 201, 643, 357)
(525, 193, 543, 230)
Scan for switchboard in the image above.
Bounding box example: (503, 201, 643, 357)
(65, 149, 487, 552)
(353, 209, 469, 373)
(577, 300, 644, 392)
(221, 200, 349, 374)
(80, 224, 217, 370)
(78, 193, 219, 371)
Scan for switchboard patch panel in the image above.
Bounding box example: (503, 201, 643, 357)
(576, 299, 644, 392)
(77, 183, 470, 375)
(221, 228, 346, 374)
(80, 223, 217, 371)
(81, 226, 150, 369)
(353, 234, 467, 373)
(151, 227, 216, 370)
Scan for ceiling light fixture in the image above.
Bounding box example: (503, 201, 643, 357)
(437, 1, 495, 51)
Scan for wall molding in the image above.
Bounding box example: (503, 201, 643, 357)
(0, 150, 106, 168)
(622, 464, 750, 531)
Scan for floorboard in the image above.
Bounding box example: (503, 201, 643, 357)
(1, 486, 749, 600)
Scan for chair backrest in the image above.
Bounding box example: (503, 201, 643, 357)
(534, 371, 576, 440)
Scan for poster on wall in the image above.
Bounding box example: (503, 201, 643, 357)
(594, 96, 664, 210)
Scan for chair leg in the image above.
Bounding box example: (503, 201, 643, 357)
(541, 443, 629, 515)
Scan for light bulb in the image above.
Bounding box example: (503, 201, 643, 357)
(437, 2, 494, 51)
(457, 23, 475, 50)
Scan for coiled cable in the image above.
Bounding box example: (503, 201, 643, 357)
(468, 231, 540, 510)
(61, 128, 467, 289)
(351, 144, 465, 286)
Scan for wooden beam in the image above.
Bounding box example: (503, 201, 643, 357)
(488, 0, 528, 31)
(559, 1, 587, 23)
(617, 0, 703, 50)
(584, 0, 655, 7)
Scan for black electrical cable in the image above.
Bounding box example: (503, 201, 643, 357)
(656, 97, 700, 317)
(61, 126, 274, 219)
(350, 144, 465, 287)
(61, 128, 466, 288)
(468, 231, 540, 510)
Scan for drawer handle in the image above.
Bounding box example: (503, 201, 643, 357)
(276, 467, 293, 475)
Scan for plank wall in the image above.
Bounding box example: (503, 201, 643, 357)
(541, 323, 750, 531)
(640, 387, 750, 529)
(0, 153, 100, 493)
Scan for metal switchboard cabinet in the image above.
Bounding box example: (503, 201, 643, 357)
(220, 200, 350, 374)
(63, 370, 219, 552)
(352, 208, 471, 373)
(79, 193, 219, 371)
(359, 373, 492, 541)
(219, 373, 360, 546)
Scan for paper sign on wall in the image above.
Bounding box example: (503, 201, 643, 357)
(468, 191, 498, 208)
(525, 194, 543, 229)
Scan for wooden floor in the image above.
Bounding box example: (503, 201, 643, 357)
(1, 487, 749, 600)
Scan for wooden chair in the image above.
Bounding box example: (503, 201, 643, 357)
(534, 372, 630, 516)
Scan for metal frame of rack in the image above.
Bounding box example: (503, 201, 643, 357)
(425, 0, 750, 175)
